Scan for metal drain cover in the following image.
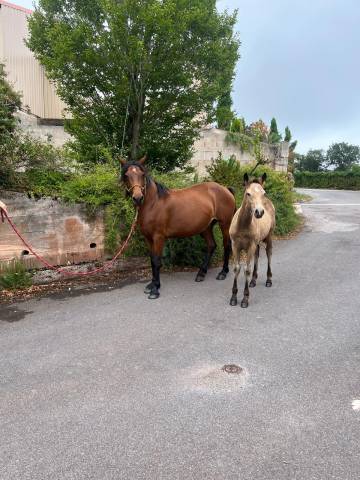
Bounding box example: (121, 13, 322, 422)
(222, 364, 243, 375)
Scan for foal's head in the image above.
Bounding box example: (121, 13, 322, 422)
(243, 172, 267, 219)
(120, 155, 147, 206)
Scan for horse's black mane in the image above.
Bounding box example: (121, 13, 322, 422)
(121, 161, 169, 198)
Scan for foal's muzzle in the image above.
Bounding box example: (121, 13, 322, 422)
(254, 208, 264, 219)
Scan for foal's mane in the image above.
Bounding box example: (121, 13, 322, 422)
(121, 161, 169, 198)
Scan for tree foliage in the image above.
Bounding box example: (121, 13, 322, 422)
(284, 126, 291, 142)
(326, 142, 360, 171)
(268, 117, 282, 144)
(216, 89, 234, 130)
(0, 64, 21, 141)
(27, 0, 239, 170)
(295, 149, 326, 172)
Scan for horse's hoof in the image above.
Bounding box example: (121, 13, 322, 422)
(144, 282, 154, 294)
(148, 290, 160, 300)
(216, 271, 227, 280)
(240, 300, 249, 308)
(195, 274, 205, 282)
(266, 280, 272, 287)
(230, 297, 237, 306)
(249, 279, 256, 288)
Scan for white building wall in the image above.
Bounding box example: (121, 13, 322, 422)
(0, 0, 66, 119)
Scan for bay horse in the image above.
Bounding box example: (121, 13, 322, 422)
(120, 156, 236, 299)
(229, 172, 275, 308)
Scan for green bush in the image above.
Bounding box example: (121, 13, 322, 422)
(294, 171, 360, 190)
(206, 157, 300, 236)
(0, 260, 32, 291)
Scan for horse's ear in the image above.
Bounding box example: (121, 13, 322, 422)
(260, 172, 267, 185)
(119, 157, 127, 166)
(243, 172, 249, 185)
(138, 154, 147, 165)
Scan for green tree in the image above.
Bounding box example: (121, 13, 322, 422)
(268, 117, 282, 144)
(326, 142, 360, 171)
(27, 0, 239, 170)
(0, 64, 21, 141)
(284, 126, 291, 142)
(295, 149, 326, 172)
(216, 89, 234, 130)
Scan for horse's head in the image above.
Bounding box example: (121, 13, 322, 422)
(120, 155, 147, 206)
(243, 172, 267, 219)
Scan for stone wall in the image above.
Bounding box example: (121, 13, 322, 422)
(16, 110, 71, 147)
(190, 127, 289, 175)
(0, 191, 105, 269)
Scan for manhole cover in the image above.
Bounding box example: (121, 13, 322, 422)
(222, 364, 243, 375)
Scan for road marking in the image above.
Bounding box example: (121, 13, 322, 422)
(352, 399, 360, 411)
(299, 204, 360, 206)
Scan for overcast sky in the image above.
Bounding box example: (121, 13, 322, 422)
(16, 0, 360, 153)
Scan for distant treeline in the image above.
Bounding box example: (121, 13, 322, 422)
(294, 170, 360, 190)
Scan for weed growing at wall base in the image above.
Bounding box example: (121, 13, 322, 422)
(0, 260, 33, 291)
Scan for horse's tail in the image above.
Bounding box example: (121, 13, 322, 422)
(227, 187, 237, 212)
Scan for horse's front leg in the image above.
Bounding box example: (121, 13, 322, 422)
(241, 245, 256, 308)
(148, 235, 165, 300)
(249, 244, 260, 287)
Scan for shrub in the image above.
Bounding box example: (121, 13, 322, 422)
(206, 156, 300, 236)
(206, 153, 242, 188)
(294, 171, 360, 190)
(0, 260, 32, 290)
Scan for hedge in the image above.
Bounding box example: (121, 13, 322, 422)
(4, 159, 299, 269)
(294, 171, 360, 190)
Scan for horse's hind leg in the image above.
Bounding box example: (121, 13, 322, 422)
(230, 246, 241, 306)
(195, 224, 216, 282)
(216, 222, 231, 280)
(250, 244, 260, 288)
(265, 234, 273, 287)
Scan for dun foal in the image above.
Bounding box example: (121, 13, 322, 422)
(229, 172, 275, 308)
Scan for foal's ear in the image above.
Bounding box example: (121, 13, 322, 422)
(138, 154, 147, 165)
(260, 172, 267, 185)
(119, 157, 127, 166)
(243, 172, 249, 185)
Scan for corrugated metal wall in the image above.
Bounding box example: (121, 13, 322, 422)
(0, 1, 66, 119)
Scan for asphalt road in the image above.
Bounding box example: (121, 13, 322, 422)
(1, 188, 360, 480)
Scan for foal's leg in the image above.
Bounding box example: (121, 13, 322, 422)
(230, 246, 241, 306)
(265, 234, 273, 287)
(216, 223, 231, 280)
(241, 245, 256, 308)
(249, 244, 260, 288)
(148, 235, 165, 300)
(195, 225, 217, 282)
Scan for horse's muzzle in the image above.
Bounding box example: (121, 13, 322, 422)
(132, 195, 144, 206)
(254, 209, 264, 219)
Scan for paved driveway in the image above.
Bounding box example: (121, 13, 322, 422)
(1, 188, 360, 480)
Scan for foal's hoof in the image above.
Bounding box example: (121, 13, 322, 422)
(195, 273, 205, 282)
(240, 299, 249, 308)
(144, 282, 154, 294)
(216, 271, 227, 280)
(249, 279, 256, 288)
(230, 297, 237, 306)
(148, 290, 160, 300)
(266, 280, 272, 288)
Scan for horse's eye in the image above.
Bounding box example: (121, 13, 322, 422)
(246, 192, 251, 197)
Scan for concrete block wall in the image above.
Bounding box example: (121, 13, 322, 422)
(16, 110, 71, 148)
(0, 191, 105, 269)
(190, 127, 289, 175)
